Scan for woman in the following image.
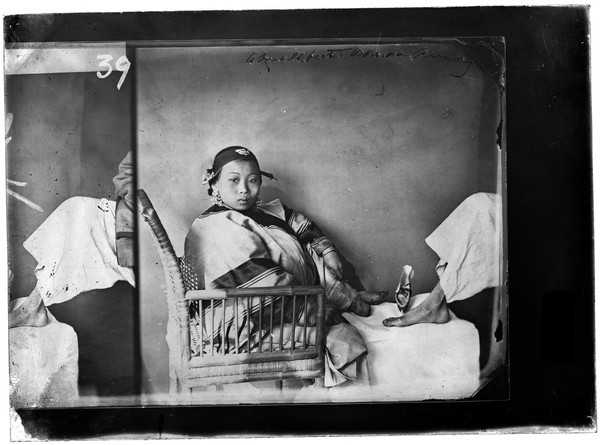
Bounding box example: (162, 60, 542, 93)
(183, 146, 387, 382)
(184, 146, 386, 314)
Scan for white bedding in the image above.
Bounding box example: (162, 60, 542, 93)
(284, 299, 481, 403)
(160, 298, 481, 405)
(9, 312, 79, 408)
(337, 300, 481, 401)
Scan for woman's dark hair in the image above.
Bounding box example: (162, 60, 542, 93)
(205, 146, 276, 196)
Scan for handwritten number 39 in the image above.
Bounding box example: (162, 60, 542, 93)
(96, 54, 131, 90)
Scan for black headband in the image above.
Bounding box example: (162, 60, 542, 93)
(211, 146, 276, 182)
(202, 146, 277, 195)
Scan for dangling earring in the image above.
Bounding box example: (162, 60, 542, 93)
(211, 190, 224, 206)
(255, 194, 263, 207)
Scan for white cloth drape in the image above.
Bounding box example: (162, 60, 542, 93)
(23, 197, 135, 306)
(425, 192, 503, 302)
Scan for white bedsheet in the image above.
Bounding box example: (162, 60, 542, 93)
(9, 312, 79, 408)
(338, 301, 481, 401)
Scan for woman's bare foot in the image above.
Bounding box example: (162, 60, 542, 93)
(357, 290, 387, 305)
(349, 290, 388, 317)
(383, 282, 450, 327)
(349, 296, 371, 317)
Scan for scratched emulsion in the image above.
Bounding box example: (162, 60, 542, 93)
(135, 40, 505, 394)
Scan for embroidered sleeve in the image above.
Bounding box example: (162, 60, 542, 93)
(283, 205, 337, 256)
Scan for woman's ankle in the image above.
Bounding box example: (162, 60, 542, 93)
(350, 296, 371, 317)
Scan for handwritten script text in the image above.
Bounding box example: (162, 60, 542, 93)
(245, 47, 473, 77)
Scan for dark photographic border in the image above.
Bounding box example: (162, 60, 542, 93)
(5, 6, 594, 438)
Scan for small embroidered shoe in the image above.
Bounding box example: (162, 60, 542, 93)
(394, 265, 414, 315)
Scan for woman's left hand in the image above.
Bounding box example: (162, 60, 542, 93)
(323, 251, 343, 280)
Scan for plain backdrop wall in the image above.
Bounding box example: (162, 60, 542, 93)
(136, 41, 503, 393)
(6, 72, 138, 397)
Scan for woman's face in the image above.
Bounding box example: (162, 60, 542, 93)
(214, 159, 261, 211)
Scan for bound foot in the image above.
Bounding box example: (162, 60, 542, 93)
(349, 290, 388, 317)
(383, 283, 450, 327)
(349, 296, 371, 317)
(357, 290, 388, 305)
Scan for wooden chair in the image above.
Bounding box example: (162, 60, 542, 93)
(137, 189, 326, 396)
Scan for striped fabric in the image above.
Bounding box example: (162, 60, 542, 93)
(282, 204, 337, 256)
(180, 255, 311, 356)
(183, 199, 366, 384)
(182, 201, 329, 356)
